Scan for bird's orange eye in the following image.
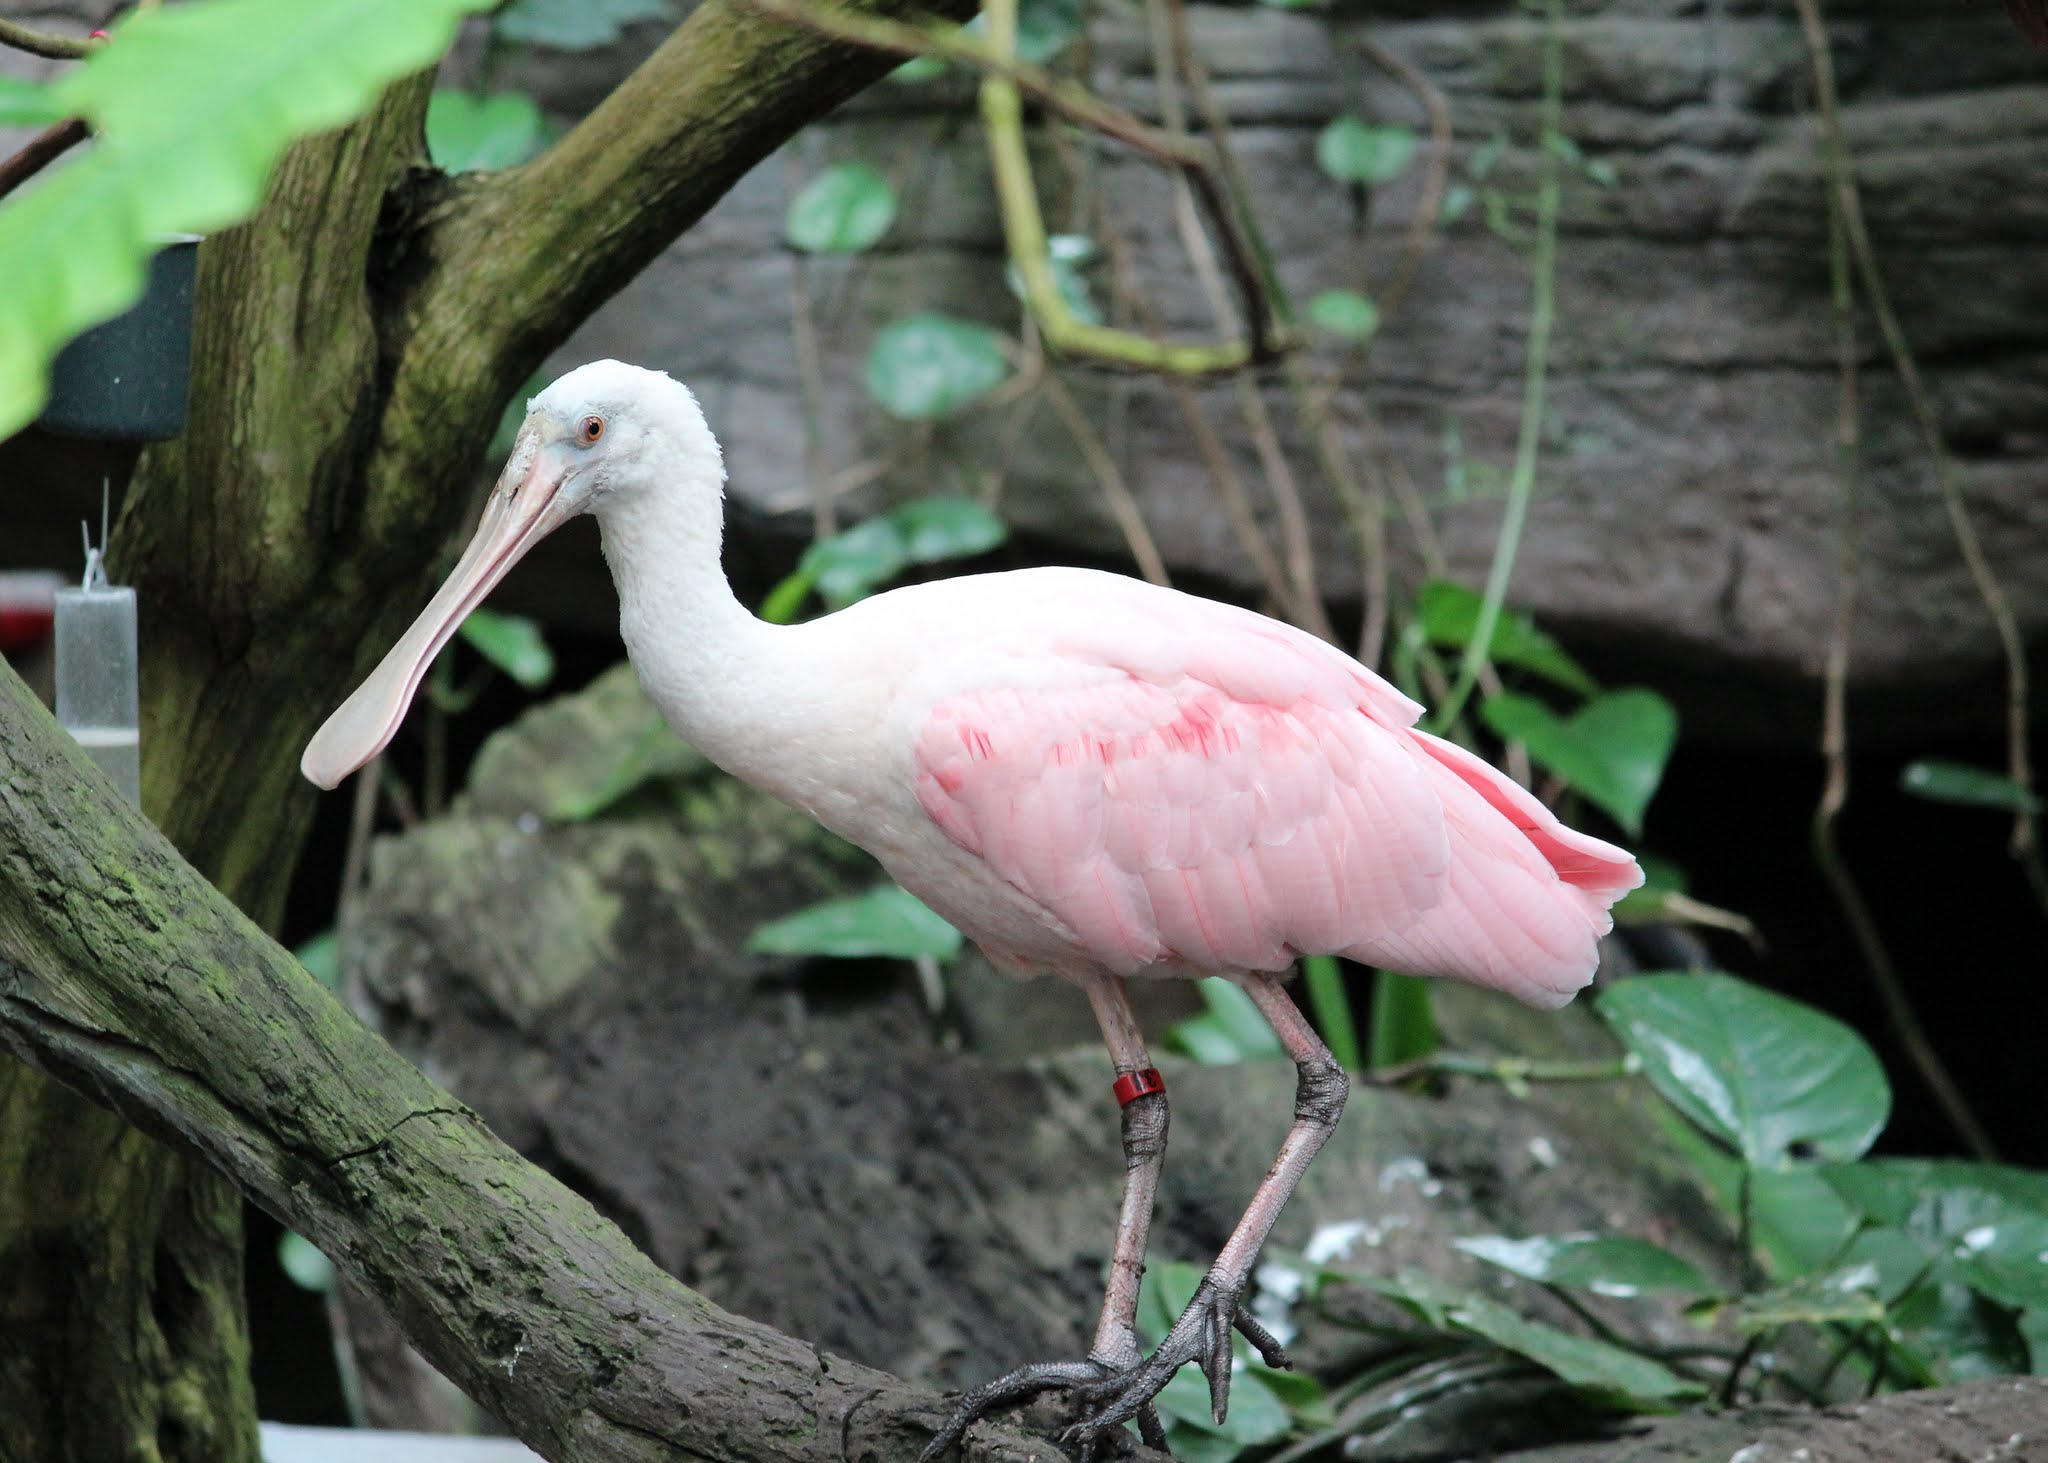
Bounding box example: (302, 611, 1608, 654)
(578, 415, 605, 444)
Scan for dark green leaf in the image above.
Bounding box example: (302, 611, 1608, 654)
(801, 516, 907, 608)
(1455, 1234, 1708, 1298)
(1138, 1260, 1206, 1345)
(864, 312, 1009, 421)
(1480, 688, 1676, 835)
(1820, 1159, 2048, 1229)
(1306, 289, 1380, 342)
(1417, 581, 1598, 696)
(1449, 1293, 1703, 1403)
(1899, 759, 2042, 814)
(1597, 973, 1890, 1169)
(1167, 979, 1285, 1065)
(1315, 117, 1418, 186)
(746, 885, 963, 962)
(1367, 970, 1437, 1069)
(1156, 1362, 1290, 1444)
(294, 930, 341, 993)
(1612, 852, 1687, 923)
(459, 608, 555, 689)
(426, 90, 549, 173)
(494, 0, 672, 49)
(1015, 0, 1083, 63)
(785, 162, 897, 253)
(278, 1231, 335, 1293)
(890, 497, 1007, 564)
(1719, 1266, 1888, 1335)
(1893, 1281, 2030, 1383)
(1302, 955, 1362, 1071)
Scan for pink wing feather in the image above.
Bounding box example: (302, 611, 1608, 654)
(912, 602, 1642, 1008)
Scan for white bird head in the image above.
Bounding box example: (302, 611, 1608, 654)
(300, 360, 721, 789)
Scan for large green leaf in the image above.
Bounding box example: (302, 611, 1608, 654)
(1315, 117, 1418, 186)
(494, 0, 673, 50)
(1481, 688, 1676, 835)
(426, 90, 551, 173)
(1417, 581, 1598, 696)
(1718, 1266, 1888, 1335)
(864, 312, 1010, 420)
(1821, 1159, 2048, 1230)
(891, 496, 1007, 564)
(0, 0, 495, 439)
(1455, 1233, 1707, 1298)
(747, 885, 963, 962)
(785, 162, 897, 253)
(1597, 973, 1890, 1169)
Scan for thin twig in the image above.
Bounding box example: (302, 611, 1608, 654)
(0, 17, 91, 59)
(1348, 34, 1451, 322)
(1138, 0, 1332, 638)
(1797, 0, 1998, 1161)
(0, 117, 88, 204)
(1793, 0, 2039, 893)
(1037, 369, 1171, 586)
(1436, 0, 1565, 727)
(748, 0, 1289, 372)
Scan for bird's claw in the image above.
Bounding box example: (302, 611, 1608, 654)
(1067, 1277, 1291, 1446)
(921, 1354, 1166, 1462)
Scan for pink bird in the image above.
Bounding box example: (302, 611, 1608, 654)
(303, 361, 1643, 1457)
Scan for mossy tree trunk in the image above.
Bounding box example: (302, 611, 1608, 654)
(0, 2, 971, 1457)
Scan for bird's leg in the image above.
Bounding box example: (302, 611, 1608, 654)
(921, 974, 1170, 1462)
(1073, 973, 1346, 1445)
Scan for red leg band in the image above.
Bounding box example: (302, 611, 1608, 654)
(1113, 1067, 1166, 1107)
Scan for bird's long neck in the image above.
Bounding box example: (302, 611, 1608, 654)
(593, 468, 789, 783)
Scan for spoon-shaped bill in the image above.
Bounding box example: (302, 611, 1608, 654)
(300, 439, 573, 789)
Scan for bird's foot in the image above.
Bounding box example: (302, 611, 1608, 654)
(921, 1351, 1167, 1463)
(1067, 1276, 1291, 1449)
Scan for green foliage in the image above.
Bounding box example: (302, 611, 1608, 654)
(747, 884, 963, 961)
(277, 1231, 336, 1293)
(1315, 117, 1418, 186)
(1301, 955, 1362, 1070)
(458, 608, 556, 690)
(0, 77, 64, 127)
(1417, 581, 1598, 696)
(426, 90, 551, 173)
(1599, 974, 1890, 1169)
(864, 312, 1010, 420)
(1167, 978, 1286, 1064)
(493, 0, 673, 50)
(1481, 688, 1677, 836)
(1363, 1270, 1701, 1406)
(1138, 1262, 1300, 1459)
(294, 931, 342, 993)
(785, 162, 898, 253)
(1899, 759, 2042, 814)
(761, 496, 1007, 620)
(1306, 288, 1380, 342)
(1011, 0, 1085, 64)
(1456, 1233, 1707, 1297)
(0, 0, 496, 439)
(1004, 233, 1102, 326)
(1367, 969, 1438, 1069)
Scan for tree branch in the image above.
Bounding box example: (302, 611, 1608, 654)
(0, 16, 91, 59)
(0, 658, 1062, 1463)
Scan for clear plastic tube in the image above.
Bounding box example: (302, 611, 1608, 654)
(54, 573, 141, 806)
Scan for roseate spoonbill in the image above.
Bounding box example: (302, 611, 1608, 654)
(302, 360, 1643, 1457)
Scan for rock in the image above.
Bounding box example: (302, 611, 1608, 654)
(339, 665, 1748, 1455)
(452, 0, 2046, 742)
